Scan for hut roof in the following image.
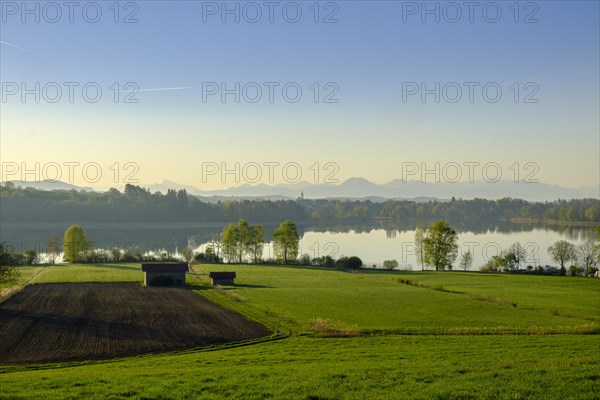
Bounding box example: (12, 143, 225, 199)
(209, 272, 237, 279)
(141, 263, 188, 273)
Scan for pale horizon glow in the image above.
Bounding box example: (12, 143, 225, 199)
(1, 1, 598, 192)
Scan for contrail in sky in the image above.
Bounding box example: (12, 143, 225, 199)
(0, 41, 58, 63)
(137, 87, 194, 92)
(1, 41, 192, 93)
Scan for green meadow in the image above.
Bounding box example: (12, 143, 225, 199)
(0, 263, 598, 399)
(190, 264, 599, 335)
(1, 335, 597, 400)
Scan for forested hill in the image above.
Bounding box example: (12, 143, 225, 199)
(0, 183, 598, 225)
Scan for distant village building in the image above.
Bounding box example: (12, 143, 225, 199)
(141, 263, 188, 286)
(209, 272, 236, 286)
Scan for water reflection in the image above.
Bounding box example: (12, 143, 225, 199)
(1, 220, 596, 267)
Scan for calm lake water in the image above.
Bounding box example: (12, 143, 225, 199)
(293, 228, 594, 269)
(1, 221, 596, 270)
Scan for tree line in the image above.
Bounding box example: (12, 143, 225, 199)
(0, 220, 304, 267)
(409, 220, 600, 276)
(1, 183, 598, 224)
(0, 218, 369, 283)
(2, 219, 597, 283)
(215, 219, 299, 264)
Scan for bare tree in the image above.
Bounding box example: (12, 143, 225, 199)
(577, 240, 599, 275)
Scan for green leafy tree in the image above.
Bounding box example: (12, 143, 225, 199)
(480, 254, 507, 272)
(346, 256, 363, 270)
(220, 220, 263, 263)
(110, 248, 122, 262)
(459, 249, 473, 271)
(221, 223, 238, 263)
(63, 225, 89, 262)
(547, 240, 577, 269)
(273, 220, 300, 264)
(423, 220, 459, 271)
(247, 224, 265, 263)
(568, 265, 582, 277)
(414, 222, 426, 271)
(236, 219, 251, 263)
(0, 242, 20, 284)
(335, 256, 363, 270)
(318, 255, 335, 268)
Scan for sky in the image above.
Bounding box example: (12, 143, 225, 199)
(1, 0, 599, 191)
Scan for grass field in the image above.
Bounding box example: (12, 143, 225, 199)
(0, 263, 598, 399)
(31, 263, 143, 284)
(1, 335, 597, 400)
(190, 264, 599, 335)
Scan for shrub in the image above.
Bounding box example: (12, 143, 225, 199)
(480, 255, 502, 272)
(194, 251, 222, 264)
(318, 256, 335, 268)
(123, 249, 143, 262)
(335, 256, 349, 270)
(0, 243, 20, 285)
(479, 264, 493, 273)
(383, 259, 399, 270)
(308, 318, 360, 337)
(534, 265, 544, 274)
(24, 250, 38, 265)
(78, 249, 110, 263)
(299, 253, 312, 266)
(346, 256, 363, 270)
(110, 248, 122, 262)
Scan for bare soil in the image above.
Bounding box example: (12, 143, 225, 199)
(0, 282, 270, 364)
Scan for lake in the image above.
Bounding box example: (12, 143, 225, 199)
(1, 221, 596, 270)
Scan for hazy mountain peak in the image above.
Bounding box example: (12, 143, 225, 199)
(4, 180, 95, 192)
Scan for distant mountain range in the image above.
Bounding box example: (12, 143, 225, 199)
(147, 178, 599, 202)
(4, 180, 96, 192)
(5, 178, 596, 202)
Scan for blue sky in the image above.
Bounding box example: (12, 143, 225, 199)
(1, 1, 598, 190)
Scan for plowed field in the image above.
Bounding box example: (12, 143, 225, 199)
(0, 283, 270, 364)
